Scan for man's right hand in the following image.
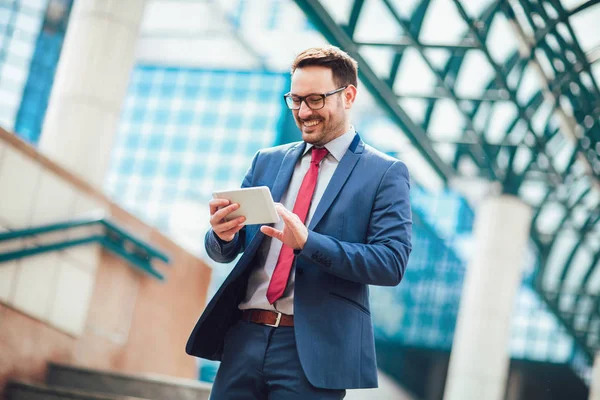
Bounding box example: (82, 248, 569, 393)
(209, 198, 246, 242)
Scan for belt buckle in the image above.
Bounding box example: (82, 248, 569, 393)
(265, 311, 282, 328)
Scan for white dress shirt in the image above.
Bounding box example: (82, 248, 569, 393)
(238, 127, 356, 315)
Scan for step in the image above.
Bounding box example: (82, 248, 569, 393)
(47, 363, 212, 400)
(6, 380, 147, 400)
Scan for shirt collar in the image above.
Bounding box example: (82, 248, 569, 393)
(303, 126, 356, 162)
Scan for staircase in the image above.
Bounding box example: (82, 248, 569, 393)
(6, 363, 212, 400)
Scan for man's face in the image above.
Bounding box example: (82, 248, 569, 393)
(290, 66, 353, 146)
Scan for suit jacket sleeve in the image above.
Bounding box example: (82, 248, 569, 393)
(298, 160, 412, 286)
(204, 151, 259, 263)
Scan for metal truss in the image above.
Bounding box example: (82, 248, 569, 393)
(294, 0, 600, 359)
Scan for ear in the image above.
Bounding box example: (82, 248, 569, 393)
(343, 85, 357, 109)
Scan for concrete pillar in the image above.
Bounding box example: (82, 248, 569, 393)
(443, 195, 532, 400)
(589, 352, 600, 400)
(39, 0, 146, 187)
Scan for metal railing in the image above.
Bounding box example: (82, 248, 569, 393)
(0, 210, 170, 280)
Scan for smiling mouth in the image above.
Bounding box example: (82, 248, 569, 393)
(302, 120, 321, 127)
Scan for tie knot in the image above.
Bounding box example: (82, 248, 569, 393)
(311, 147, 329, 165)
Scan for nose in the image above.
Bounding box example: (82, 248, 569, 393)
(298, 100, 313, 119)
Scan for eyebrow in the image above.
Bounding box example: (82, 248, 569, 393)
(289, 90, 335, 97)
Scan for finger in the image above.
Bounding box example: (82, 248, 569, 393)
(209, 198, 230, 215)
(278, 206, 301, 228)
(274, 203, 296, 223)
(217, 226, 243, 242)
(218, 224, 245, 240)
(211, 203, 240, 223)
(275, 207, 306, 244)
(260, 226, 283, 240)
(215, 216, 246, 233)
(275, 203, 296, 219)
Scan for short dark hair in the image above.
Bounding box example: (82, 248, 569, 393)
(291, 46, 358, 88)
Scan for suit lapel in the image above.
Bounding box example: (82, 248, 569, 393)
(309, 134, 364, 230)
(271, 142, 306, 202)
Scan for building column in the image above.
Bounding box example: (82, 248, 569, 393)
(39, 0, 146, 188)
(443, 195, 532, 400)
(589, 352, 600, 400)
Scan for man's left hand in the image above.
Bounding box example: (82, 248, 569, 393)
(260, 203, 308, 250)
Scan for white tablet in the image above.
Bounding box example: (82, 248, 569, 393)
(212, 186, 280, 225)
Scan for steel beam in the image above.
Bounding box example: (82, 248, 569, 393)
(294, 0, 454, 181)
(380, 0, 503, 180)
(355, 40, 478, 51)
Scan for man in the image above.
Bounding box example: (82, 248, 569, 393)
(186, 46, 412, 399)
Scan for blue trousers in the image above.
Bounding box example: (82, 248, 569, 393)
(209, 319, 346, 399)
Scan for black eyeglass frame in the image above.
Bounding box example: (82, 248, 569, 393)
(283, 86, 348, 110)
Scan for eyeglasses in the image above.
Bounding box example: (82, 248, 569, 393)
(283, 86, 347, 110)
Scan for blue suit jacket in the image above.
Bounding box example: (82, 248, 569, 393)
(185, 134, 412, 389)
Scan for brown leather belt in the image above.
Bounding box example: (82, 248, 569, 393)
(242, 309, 294, 328)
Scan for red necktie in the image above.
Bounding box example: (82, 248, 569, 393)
(266, 147, 329, 304)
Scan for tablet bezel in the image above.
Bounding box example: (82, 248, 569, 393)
(212, 186, 279, 225)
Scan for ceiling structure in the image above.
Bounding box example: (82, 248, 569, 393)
(291, 0, 600, 358)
